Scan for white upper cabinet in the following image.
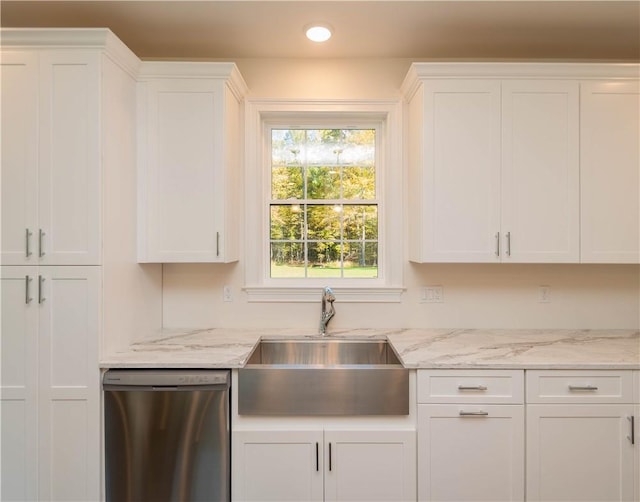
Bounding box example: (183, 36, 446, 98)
(1, 50, 102, 265)
(501, 80, 580, 263)
(137, 63, 248, 263)
(1, 53, 38, 266)
(580, 81, 640, 263)
(406, 79, 501, 262)
(403, 63, 637, 264)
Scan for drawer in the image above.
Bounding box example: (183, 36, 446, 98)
(417, 370, 524, 404)
(526, 370, 634, 403)
(634, 371, 640, 404)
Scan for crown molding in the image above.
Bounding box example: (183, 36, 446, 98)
(138, 61, 248, 98)
(402, 62, 640, 97)
(0, 28, 141, 78)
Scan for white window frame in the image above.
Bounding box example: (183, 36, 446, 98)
(244, 99, 403, 302)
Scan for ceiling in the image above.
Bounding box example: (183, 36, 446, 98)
(1, 1, 639, 60)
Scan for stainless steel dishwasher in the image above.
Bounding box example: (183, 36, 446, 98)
(103, 369, 230, 502)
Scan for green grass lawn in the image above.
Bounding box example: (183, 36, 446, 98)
(271, 263, 378, 278)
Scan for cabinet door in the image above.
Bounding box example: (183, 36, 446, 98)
(37, 266, 100, 501)
(410, 80, 501, 262)
(501, 81, 579, 263)
(138, 78, 226, 263)
(527, 404, 635, 501)
(1, 52, 39, 265)
(324, 430, 416, 502)
(1, 266, 38, 501)
(233, 430, 324, 501)
(418, 404, 524, 501)
(581, 81, 640, 263)
(38, 52, 101, 265)
(635, 403, 639, 502)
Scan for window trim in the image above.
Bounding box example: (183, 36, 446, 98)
(244, 99, 404, 303)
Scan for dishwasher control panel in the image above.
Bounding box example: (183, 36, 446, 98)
(103, 369, 230, 388)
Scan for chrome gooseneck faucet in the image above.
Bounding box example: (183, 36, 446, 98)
(319, 286, 336, 336)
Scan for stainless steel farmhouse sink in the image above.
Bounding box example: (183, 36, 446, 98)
(238, 339, 409, 416)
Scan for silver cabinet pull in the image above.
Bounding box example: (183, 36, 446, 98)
(25, 275, 33, 304)
(458, 385, 488, 391)
(628, 416, 635, 445)
(25, 229, 33, 257)
(495, 232, 500, 257)
(38, 229, 46, 257)
(216, 232, 220, 257)
(315, 442, 319, 471)
(459, 410, 489, 416)
(568, 385, 598, 391)
(328, 442, 332, 471)
(506, 231, 511, 256)
(38, 275, 45, 304)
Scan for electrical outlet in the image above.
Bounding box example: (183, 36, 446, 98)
(223, 285, 233, 302)
(421, 286, 444, 303)
(538, 285, 551, 303)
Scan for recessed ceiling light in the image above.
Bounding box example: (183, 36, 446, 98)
(305, 24, 332, 43)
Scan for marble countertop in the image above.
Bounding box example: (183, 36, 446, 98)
(100, 328, 640, 369)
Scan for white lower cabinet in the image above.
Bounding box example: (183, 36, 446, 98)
(1, 265, 100, 501)
(233, 429, 416, 502)
(324, 430, 416, 502)
(634, 371, 640, 501)
(233, 430, 324, 501)
(526, 404, 635, 501)
(526, 370, 637, 502)
(417, 370, 525, 501)
(418, 405, 524, 501)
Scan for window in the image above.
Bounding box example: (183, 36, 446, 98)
(244, 100, 403, 302)
(270, 128, 378, 279)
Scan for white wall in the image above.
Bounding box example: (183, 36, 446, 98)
(161, 58, 640, 331)
(101, 54, 163, 352)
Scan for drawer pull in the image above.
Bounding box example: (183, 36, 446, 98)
(568, 385, 598, 391)
(458, 385, 488, 391)
(459, 410, 489, 417)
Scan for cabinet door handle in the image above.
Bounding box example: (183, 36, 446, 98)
(25, 229, 33, 257)
(459, 410, 489, 416)
(505, 231, 511, 256)
(568, 385, 598, 391)
(315, 442, 319, 471)
(628, 416, 635, 445)
(328, 442, 332, 471)
(216, 232, 220, 257)
(458, 385, 488, 391)
(495, 232, 500, 257)
(38, 275, 45, 304)
(38, 229, 46, 257)
(25, 275, 33, 304)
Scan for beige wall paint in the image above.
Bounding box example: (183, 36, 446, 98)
(161, 58, 640, 330)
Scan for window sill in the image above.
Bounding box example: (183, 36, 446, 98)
(243, 286, 405, 303)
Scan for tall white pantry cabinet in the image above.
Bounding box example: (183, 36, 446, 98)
(0, 29, 162, 501)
